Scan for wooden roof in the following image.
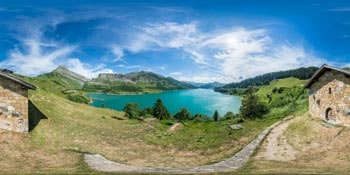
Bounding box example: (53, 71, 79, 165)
(304, 64, 350, 89)
(0, 72, 36, 90)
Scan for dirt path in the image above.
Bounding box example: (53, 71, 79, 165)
(255, 117, 298, 161)
(84, 118, 291, 174)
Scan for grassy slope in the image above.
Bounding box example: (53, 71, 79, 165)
(0, 86, 274, 173)
(256, 77, 306, 102)
(0, 75, 308, 173)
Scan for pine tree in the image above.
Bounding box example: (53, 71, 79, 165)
(213, 110, 219, 121)
(152, 98, 171, 120)
(240, 87, 268, 120)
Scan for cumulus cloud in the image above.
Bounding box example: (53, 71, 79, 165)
(65, 58, 113, 79)
(0, 35, 111, 79)
(0, 38, 75, 75)
(129, 22, 326, 83)
(0, 6, 328, 83)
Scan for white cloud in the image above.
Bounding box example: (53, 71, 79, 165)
(141, 22, 198, 48)
(156, 64, 167, 70)
(169, 72, 182, 76)
(65, 58, 113, 79)
(329, 7, 350, 12)
(115, 22, 327, 83)
(0, 37, 111, 79)
(0, 38, 75, 76)
(111, 45, 124, 62)
(126, 65, 141, 69)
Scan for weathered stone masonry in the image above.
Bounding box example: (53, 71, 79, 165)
(0, 71, 36, 132)
(305, 65, 350, 126)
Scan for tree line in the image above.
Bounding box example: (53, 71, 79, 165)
(121, 90, 268, 122)
(215, 67, 318, 93)
(122, 98, 241, 122)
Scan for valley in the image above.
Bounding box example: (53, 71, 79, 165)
(4, 65, 350, 174)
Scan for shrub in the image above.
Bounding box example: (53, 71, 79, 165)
(140, 107, 154, 117)
(223, 111, 237, 120)
(173, 108, 192, 121)
(66, 94, 90, 104)
(152, 98, 171, 120)
(123, 103, 140, 119)
(193, 114, 211, 122)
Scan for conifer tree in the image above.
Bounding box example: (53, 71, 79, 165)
(213, 110, 219, 121)
(240, 87, 268, 120)
(152, 98, 171, 120)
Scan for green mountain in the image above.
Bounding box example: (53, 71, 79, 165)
(36, 66, 89, 90)
(83, 71, 194, 94)
(215, 67, 318, 94)
(189, 82, 225, 89)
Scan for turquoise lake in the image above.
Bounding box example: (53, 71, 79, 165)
(88, 89, 241, 116)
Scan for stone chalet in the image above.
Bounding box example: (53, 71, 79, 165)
(305, 64, 350, 126)
(0, 71, 36, 132)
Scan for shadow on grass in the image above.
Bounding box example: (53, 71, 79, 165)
(28, 100, 48, 131)
(111, 116, 125, 120)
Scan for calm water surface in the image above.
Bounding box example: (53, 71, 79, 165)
(88, 89, 241, 116)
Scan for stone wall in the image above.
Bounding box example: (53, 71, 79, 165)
(309, 70, 350, 126)
(0, 76, 28, 132)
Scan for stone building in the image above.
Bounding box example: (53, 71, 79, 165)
(0, 71, 36, 132)
(305, 64, 350, 125)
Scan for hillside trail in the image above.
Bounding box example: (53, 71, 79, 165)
(255, 117, 298, 161)
(84, 117, 293, 174)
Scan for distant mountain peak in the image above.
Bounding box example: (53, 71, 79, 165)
(52, 66, 88, 81)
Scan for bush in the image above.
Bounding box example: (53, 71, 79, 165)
(173, 108, 192, 121)
(66, 93, 90, 104)
(223, 111, 237, 120)
(193, 114, 211, 122)
(140, 107, 154, 117)
(123, 103, 140, 119)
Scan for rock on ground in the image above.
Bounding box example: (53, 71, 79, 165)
(168, 123, 184, 132)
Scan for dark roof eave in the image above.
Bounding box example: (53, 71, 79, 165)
(304, 64, 350, 89)
(0, 72, 36, 90)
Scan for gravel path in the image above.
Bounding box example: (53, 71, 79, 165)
(255, 117, 298, 161)
(84, 118, 291, 174)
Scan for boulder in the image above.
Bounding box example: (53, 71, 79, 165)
(229, 124, 244, 130)
(143, 118, 158, 122)
(168, 123, 184, 132)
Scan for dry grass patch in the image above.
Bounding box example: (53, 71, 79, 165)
(238, 114, 350, 174)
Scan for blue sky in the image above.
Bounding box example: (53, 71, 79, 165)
(0, 0, 349, 83)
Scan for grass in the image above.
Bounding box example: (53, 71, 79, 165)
(0, 73, 312, 174)
(0, 87, 281, 173)
(256, 77, 306, 103)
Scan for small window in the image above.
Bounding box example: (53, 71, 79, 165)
(313, 95, 315, 100)
(329, 88, 332, 94)
(317, 99, 321, 105)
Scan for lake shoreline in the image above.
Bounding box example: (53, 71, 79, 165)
(87, 89, 241, 116)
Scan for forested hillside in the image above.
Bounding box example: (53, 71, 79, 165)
(83, 71, 194, 94)
(215, 67, 318, 93)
